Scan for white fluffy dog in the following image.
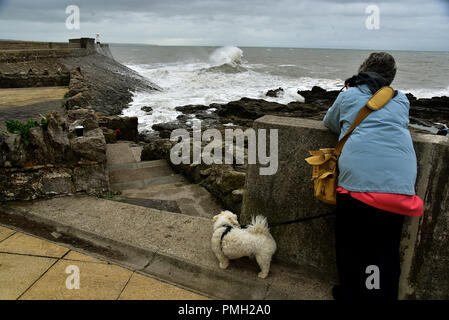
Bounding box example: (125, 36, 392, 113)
(211, 210, 277, 278)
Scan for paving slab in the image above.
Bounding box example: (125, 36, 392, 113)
(0, 196, 334, 299)
(63, 251, 108, 264)
(0, 253, 56, 300)
(0, 232, 69, 258)
(119, 272, 209, 300)
(20, 259, 132, 300)
(0, 226, 15, 242)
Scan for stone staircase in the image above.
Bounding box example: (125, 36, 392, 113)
(106, 141, 222, 218)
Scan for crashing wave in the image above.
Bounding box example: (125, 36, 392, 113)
(204, 46, 247, 73)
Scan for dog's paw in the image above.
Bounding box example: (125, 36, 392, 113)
(258, 271, 268, 279)
(219, 261, 229, 269)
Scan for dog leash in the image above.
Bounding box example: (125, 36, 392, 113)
(267, 211, 335, 228)
(220, 211, 335, 250)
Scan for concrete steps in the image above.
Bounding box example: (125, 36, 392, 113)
(107, 143, 185, 191)
(106, 142, 222, 218)
(0, 196, 334, 300)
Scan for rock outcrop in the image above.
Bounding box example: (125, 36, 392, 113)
(0, 109, 109, 201)
(59, 53, 160, 115)
(266, 87, 284, 97)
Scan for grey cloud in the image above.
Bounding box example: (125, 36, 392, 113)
(0, 0, 448, 50)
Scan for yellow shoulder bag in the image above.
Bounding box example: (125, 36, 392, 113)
(305, 86, 395, 205)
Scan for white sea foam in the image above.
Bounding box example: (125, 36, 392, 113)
(209, 46, 243, 66)
(123, 62, 341, 132)
(120, 46, 448, 133)
(401, 86, 449, 99)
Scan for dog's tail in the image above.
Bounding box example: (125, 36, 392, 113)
(247, 215, 270, 235)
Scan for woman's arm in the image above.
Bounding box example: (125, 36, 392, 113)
(323, 91, 346, 135)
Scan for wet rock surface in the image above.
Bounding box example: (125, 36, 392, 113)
(98, 115, 139, 142)
(0, 109, 109, 201)
(59, 53, 160, 115)
(266, 87, 284, 97)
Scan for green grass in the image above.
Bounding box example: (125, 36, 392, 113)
(5, 114, 47, 145)
(100, 191, 128, 203)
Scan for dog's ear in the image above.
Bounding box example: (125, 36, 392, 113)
(229, 215, 239, 226)
(213, 215, 219, 222)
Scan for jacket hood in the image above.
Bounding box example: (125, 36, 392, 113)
(345, 71, 390, 94)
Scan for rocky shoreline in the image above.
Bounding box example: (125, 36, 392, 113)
(135, 86, 448, 213)
(153, 86, 449, 136)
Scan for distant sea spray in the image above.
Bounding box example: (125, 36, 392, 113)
(209, 46, 243, 66)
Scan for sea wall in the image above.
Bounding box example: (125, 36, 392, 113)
(0, 38, 115, 88)
(0, 38, 113, 64)
(241, 115, 449, 299)
(0, 69, 70, 88)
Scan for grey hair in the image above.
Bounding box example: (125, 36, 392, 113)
(358, 52, 397, 85)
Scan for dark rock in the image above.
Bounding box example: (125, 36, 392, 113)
(41, 168, 73, 195)
(141, 139, 175, 161)
(28, 127, 54, 164)
(64, 91, 92, 110)
(0, 133, 27, 167)
(266, 87, 284, 97)
(175, 104, 213, 113)
(67, 68, 89, 98)
(70, 128, 106, 162)
(73, 164, 108, 194)
(152, 121, 189, 139)
(67, 108, 99, 132)
(46, 112, 70, 161)
(297, 86, 340, 104)
(141, 106, 153, 113)
(98, 115, 138, 142)
(220, 170, 246, 193)
(408, 95, 449, 124)
(101, 127, 117, 143)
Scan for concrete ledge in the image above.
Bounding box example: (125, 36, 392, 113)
(241, 116, 338, 277)
(0, 196, 333, 300)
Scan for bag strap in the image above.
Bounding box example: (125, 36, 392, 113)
(334, 86, 394, 156)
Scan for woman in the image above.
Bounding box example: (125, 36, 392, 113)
(323, 52, 423, 300)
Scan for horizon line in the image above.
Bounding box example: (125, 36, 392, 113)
(1, 38, 448, 53)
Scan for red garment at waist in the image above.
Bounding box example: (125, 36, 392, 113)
(336, 187, 423, 217)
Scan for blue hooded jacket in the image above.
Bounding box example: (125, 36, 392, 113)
(323, 82, 418, 195)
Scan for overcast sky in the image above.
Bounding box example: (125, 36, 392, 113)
(0, 0, 448, 51)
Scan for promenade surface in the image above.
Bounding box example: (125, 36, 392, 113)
(0, 225, 209, 300)
(0, 87, 66, 130)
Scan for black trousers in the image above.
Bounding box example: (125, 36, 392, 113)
(334, 193, 404, 300)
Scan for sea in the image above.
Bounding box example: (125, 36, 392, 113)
(110, 45, 449, 132)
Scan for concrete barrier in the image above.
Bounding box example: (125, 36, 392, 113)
(0, 38, 112, 63)
(241, 115, 449, 299)
(0, 40, 71, 50)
